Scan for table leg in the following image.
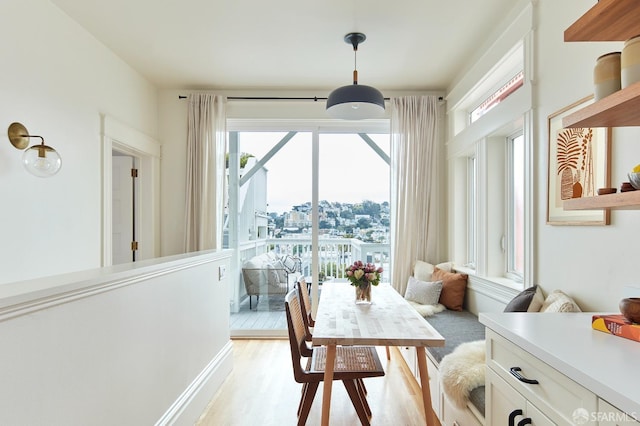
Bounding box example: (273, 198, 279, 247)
(416, 346, 437, 426)
(321, 344, 336, 426)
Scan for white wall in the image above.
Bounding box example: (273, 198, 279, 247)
(157, 90, 189, 257)
(0, 0, 158, 284)
(0, 250, 232, 425)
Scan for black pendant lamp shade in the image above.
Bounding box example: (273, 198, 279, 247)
(326, 33, 385, 120)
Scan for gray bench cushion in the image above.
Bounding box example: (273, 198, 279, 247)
(424, 309, 485, 365)
(469, 386, 486, 417)
(425, 309, 486, 418)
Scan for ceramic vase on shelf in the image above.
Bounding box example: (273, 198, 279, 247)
(594, 51, 621, 100)
(355, 282, 372, 304)
(622, 35, 640, 88)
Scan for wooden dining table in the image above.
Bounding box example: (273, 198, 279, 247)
(312, 281, 445, 426)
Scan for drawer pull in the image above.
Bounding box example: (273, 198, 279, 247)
(510, 367, 539, 384)
(517, 418, 532, 426)
(509, 409, 523, 426)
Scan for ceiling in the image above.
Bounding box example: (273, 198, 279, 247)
(50, 0, 517, 93)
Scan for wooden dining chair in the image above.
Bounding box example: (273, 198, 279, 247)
(285, 289, 385, 426)
(295, 279, 371, 401)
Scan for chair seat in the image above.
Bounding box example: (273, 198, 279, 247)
(309, 346, 385, 377)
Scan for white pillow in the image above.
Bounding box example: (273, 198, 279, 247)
(265, 263, 281, 286)
(404, 276, 443, 305)
(266, 251, 278, 261)
(540, 290, 582, 313)
(273, 260, 287, 283)
(413, 260, 453, 282)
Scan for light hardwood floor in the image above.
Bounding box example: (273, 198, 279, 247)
(197, 339, 430, 426)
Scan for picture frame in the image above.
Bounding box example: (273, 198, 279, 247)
(546, 96, 611, 225)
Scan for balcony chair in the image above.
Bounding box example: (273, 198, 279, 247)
(284, 289, 385, 425)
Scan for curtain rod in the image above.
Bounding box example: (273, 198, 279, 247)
(177, 95, 443, 101)
(178, 95, 327, 101)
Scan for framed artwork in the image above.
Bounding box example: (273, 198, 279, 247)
(547, 96, 611, 225)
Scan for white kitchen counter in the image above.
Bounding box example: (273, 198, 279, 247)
(480, 312, 640, 418)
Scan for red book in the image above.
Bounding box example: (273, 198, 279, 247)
(592, 314, 640, 343)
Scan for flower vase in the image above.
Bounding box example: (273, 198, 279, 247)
(355, 283, 372, 305)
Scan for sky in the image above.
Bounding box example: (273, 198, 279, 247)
(240, 132, 391, 215)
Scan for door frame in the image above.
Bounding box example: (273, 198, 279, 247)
(111, 153, 136, 264)
(101, 114, 161, 266)
(226, 119, 390, 336)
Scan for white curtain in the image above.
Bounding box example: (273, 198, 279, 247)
(390, 96, 440, 295)
(184, 94, 227, 252)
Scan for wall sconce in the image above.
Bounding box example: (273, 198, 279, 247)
(8, 122, 62, 177)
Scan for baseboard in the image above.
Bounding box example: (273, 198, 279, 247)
(155, 341, 234, 426)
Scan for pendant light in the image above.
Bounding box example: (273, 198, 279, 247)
(326, 32, 385, 120)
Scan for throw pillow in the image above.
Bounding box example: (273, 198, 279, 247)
(504, 285, 545, 312)
(281, 255, 298, 273)
(432, 267, 468, 311)
(413, 260, 454, 282)
(273, 260, 287, 283)
(404, 276, 443, 305)
(265, 263, 281, 286)
(540, 290, 582, 313)
(407, 300, 446, 317)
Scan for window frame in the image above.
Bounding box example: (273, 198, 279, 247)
(466, 155, 477, 269)
(505, 130, 524, 282)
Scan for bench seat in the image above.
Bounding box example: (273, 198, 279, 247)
(424, 309, 486, 417)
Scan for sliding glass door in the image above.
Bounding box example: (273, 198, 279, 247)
(226, 123, 389, 337)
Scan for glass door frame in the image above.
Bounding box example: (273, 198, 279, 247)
(227, 119, 390, 337)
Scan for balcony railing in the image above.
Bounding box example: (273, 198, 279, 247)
(238, 237, 390, 282)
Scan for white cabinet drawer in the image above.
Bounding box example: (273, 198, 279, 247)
(487, 367, 555, 426)
(487, 329, 597, 425)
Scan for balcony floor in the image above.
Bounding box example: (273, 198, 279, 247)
(230, 295, 287, 332)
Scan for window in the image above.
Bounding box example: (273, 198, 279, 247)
(447, 2, 534, 296)
(506, 132, 524, 280)
(470, 71, 524, 123)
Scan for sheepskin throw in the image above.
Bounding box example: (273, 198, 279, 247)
(407, 301, 446, 317)
(440, 340, 486, 409)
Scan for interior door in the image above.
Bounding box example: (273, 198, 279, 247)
(112, 154, 134, 264)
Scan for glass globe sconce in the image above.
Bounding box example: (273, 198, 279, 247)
(7, 122, 62, 177)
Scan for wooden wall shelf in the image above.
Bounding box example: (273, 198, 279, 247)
(564, 0, 640, 42)
(562, 81, 640, 128)
(562, 0, 640, 210)
(563, 191, 640, 210)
